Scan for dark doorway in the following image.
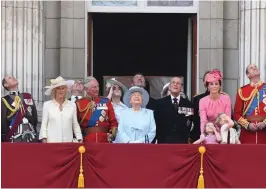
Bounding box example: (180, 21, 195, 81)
(91, 13, 192, 95)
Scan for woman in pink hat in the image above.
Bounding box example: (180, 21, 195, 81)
(199, 69, 232, 134)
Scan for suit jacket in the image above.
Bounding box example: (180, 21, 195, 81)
(146, 97, 157, 111)
(154, 95, 193, 144)
(190, 90, 209, 141)
(1, 93, 38, 142)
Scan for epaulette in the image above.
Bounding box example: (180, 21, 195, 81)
(240, 84, 249, 89)
(237, 84, 257, 101)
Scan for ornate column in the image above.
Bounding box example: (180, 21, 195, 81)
(1, 1, 44, 104)
(239, 0, 266, 86)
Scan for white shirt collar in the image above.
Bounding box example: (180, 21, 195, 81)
(70, 95, 82, 102)
(170, 95, 180, 103)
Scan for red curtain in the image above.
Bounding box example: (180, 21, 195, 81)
(2, 143, 266, 188)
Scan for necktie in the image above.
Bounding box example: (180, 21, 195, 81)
(173, 98, 178, 112)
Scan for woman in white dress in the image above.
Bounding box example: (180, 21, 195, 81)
(106, 78, 128, 122)
(39, 76, 83, 143)
(114, 86, 156, 143)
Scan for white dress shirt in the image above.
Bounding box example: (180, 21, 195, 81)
(39, 100, 82, 142)
(70, 95, 82, 103)
(171, 95, 180, 104)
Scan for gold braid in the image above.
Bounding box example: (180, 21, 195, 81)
(238, 87, 260, 116)
(76, 101, 95, 124)
(2, 96, 25, 119)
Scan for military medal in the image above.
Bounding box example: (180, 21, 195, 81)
(263, 97, 266, 105)
(101, 110, 106, 116)
(99, 116, 104, 122)
(178, 107, 181, 114)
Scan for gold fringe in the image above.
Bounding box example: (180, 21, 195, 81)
(197, 146, 206, 189)
(78, 146, 86, 188)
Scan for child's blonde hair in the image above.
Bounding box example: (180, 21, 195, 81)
(215, 112, 225, 127)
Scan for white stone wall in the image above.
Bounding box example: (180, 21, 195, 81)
(1, 1, 44, 125)
(198, 1, 240, 106)
(239, 0, 266, 86)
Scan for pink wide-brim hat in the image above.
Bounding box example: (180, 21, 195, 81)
(205, 69, 223, 83)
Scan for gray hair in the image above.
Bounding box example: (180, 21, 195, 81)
(84, 76, 97, 88)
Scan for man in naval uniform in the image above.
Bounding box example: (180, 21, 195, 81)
(76, 76, 118, 143)
(190, 71, 210, 142)
(234, 64, 266, 144)
(1, 75, 38, 142)
(154, 77, 194, 144)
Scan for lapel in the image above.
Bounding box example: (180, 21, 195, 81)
(165, 95, 176, 116)
(6, 95, 16, 108)
(179, 97, 185, 107)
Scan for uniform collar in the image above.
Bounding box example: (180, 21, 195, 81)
(9, 91, 20, 96)
(250, 80, 263, 88)
(171, 95, 180, 101)
(71, 95, 82, 100)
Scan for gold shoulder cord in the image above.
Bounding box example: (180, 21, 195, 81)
(2, 96, 24, 119)
(238, 87, 260, 116)
(76, 101, 95, 124)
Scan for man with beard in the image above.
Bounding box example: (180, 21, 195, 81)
(234, 64, 266, 144)
(154, 77, 194, 144)
(1, 75, 38, 142)
(75, 76, 118, 143)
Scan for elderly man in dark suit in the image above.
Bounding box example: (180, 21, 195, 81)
(154, 76, 194, 144)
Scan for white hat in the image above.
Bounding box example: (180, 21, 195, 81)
(123, 86, 149, 108)
(44, 76, 71, 96)
(161, 82, 170, 98)
(105, 78, 128, 94)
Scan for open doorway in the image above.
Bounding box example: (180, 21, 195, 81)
(88, 13, 197, 98)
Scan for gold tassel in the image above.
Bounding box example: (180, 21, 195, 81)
(197, 146, 206, 189)
(78, 145, 86, 188)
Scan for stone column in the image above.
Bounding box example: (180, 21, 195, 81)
(198, 0, 224, 92)
(239, 0, 266, 86)
(1, 1, 44, 121)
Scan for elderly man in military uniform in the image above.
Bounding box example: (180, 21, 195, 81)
(154, 76, 194, 144)
(1, 75, 38, 142)
(234, 64, 266, 144)
(190, 71, 210, 142)
(76, 76, 118, 143)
